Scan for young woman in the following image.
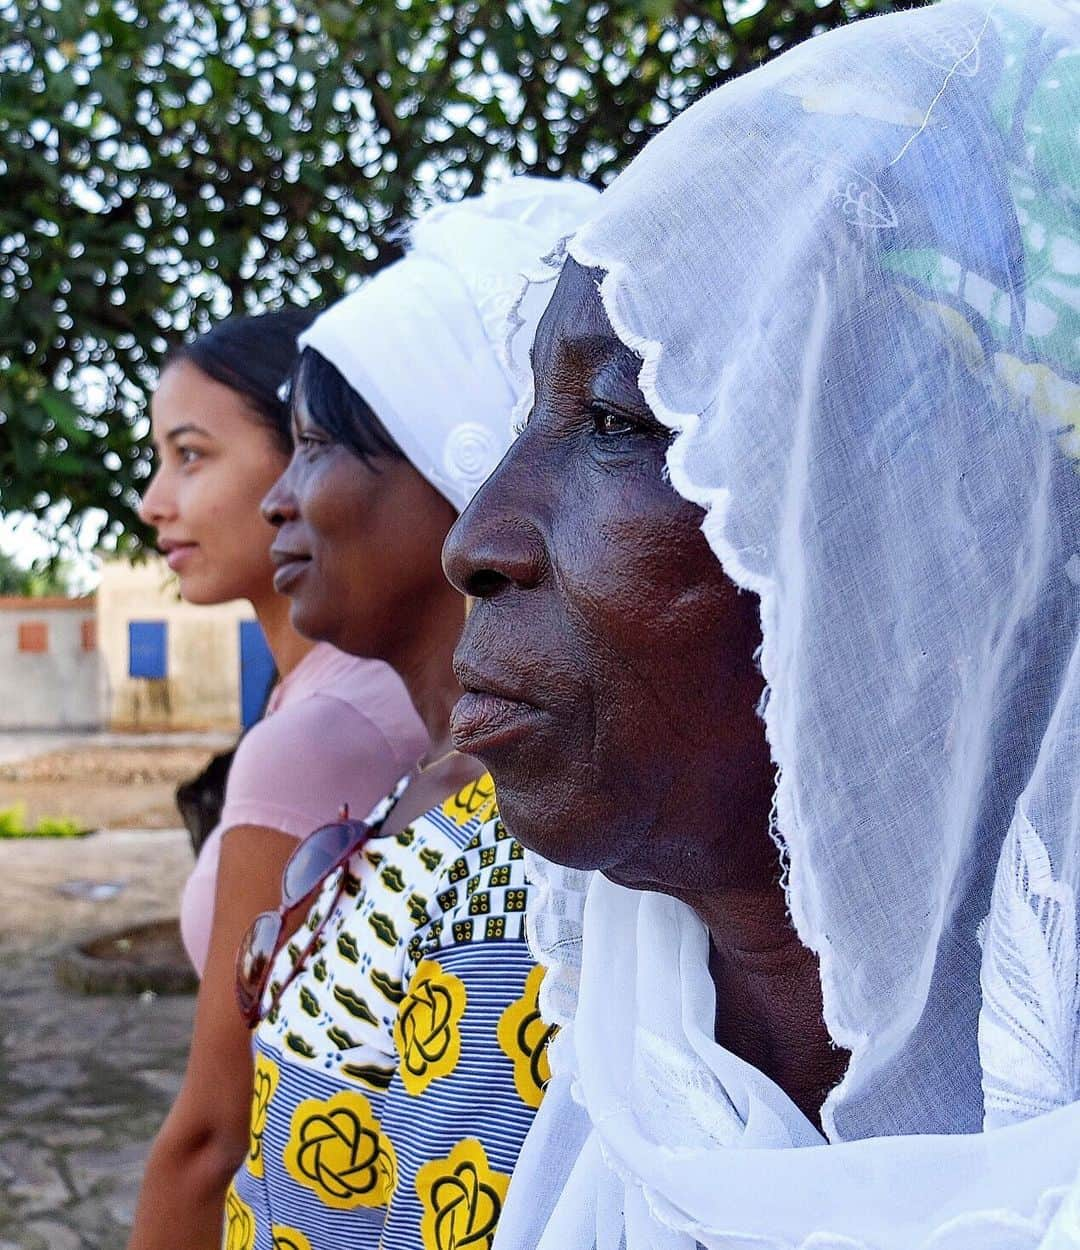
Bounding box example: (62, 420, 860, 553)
(444, 2, 1080, 1248)
(130, 312, 428, 1249)
(222, 178, 597, 1250)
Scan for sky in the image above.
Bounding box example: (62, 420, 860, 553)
(0, 509, 105, 592)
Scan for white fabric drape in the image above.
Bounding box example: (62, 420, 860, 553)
(496, 1, 1080, 1247)
(298, 177, 597, 511)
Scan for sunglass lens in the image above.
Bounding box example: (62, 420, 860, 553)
(236, 911, 282, 1013)
(281, 821, 362, 906)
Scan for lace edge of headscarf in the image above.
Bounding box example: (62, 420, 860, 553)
(563, 227, 870, 1143)
(502, 236, 575, 439)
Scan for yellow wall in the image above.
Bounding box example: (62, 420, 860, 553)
(96, 559, 256, 731)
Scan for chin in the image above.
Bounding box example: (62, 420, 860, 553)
(491, 773, 609, 873)
(287, 599, 334, 647)
(176, 575, 232, 606)
(459, 728, 605, 869)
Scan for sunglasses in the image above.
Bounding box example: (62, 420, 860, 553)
(235, 806, 373, 1027)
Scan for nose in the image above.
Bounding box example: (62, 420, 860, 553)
(138, 463, 175, 528)
(442, 458, 546, 600)
(261, 463, 299, 528)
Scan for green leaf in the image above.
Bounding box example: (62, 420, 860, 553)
(38, 389, 91, 444)
(0, 0, 914, 549)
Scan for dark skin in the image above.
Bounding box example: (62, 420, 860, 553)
(443, 259, 846, 1125)
(261, 389, 483, 833)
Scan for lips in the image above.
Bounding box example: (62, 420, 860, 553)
(157, 540, 198, 573)
(270, 545, 311, 593)
(450, 659, 545, 753)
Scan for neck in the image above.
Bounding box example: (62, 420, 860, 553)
(376, 580, 485, 812)
(681, 879, 846, 1130)
(381, 580, 466, 756)
(250, 587, 316, 681)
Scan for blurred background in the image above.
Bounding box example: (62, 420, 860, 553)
(0, 0, 904, 1245)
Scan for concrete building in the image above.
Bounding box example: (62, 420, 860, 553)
(0, 596, 105, 730)
(95, 559, 271, 732)
(0, 559, 274, 733)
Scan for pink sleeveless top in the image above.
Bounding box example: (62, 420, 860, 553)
(179, 643, 428, 974)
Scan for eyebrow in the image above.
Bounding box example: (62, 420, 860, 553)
(533, 329, 625, 379)
(164, 423, 212, 443)
(565, 332, 625, 355)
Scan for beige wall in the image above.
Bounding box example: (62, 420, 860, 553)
(0, 598, 105, 730)
(96, 559, 255, 731)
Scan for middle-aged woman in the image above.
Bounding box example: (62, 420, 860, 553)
(445, 1, 1080, 1247)
(132, 311, 428, 1250)
(222, 177, 597, 1250)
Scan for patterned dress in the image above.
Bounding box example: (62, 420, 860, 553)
(224, 776, 549, 1250)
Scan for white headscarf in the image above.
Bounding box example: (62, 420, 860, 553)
(298, 177, 598, 510)
(496, 1, 1080, 1247)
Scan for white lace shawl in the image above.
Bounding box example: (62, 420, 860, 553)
(494, 1, 1080, 1246)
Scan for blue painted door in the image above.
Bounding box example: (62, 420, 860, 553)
(129, 621, 167, 678)
(239, 620, 276, 729)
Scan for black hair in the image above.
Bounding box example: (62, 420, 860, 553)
(290, 345, 404, 467)
(165, 308, 317, 455)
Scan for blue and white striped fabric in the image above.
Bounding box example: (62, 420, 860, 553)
(224, 780, 548, 1250)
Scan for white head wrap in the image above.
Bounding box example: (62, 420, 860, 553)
(496, 1, 1080, 1248)
(297, 177, 598, 511)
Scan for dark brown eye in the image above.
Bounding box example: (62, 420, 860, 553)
(593, 407, 634, 436)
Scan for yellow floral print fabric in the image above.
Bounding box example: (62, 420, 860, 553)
(377, 811, 550, 1247)
(496, 963, 555, 1109)
(394, 959, 467, 1095)
(222, 1181, 257, 1250)
(226, 782, 545, 1250)
(284, 1088, 398, 1210)
(271, 1228, 313, 1250)
(246, 1051, 279, 1180)
(415, 1139, 511, 1250)
(440, 778, 499, 828)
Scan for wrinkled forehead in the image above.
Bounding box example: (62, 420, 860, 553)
(531, 260, 619, 372)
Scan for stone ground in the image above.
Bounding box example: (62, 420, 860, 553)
(0, 734, 227, 1248)
(0, 952, 194, 1250)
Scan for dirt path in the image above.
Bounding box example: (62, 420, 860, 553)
(0, 828, 194, 954)
(0, 744, 224, 832)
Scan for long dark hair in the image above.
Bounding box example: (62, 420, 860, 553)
(290, 345, 404, 468)
(166, 309, 317, 455)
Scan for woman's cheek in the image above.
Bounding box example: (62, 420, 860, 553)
(599, 514, 690, 622)
(305, 461, 351, 540)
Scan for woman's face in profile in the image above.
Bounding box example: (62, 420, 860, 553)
(140, 360, 289, 606)
(261, 389, 457, 660)
(444, 260, 775, 893)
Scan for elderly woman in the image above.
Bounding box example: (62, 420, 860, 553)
(444, 1, 1080, 1247)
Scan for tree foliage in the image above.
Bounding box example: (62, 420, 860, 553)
(0, 547, 78, 595)
(0, 0, 901, 547)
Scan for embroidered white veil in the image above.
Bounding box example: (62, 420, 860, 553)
(495, 1, 1080, 1246)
